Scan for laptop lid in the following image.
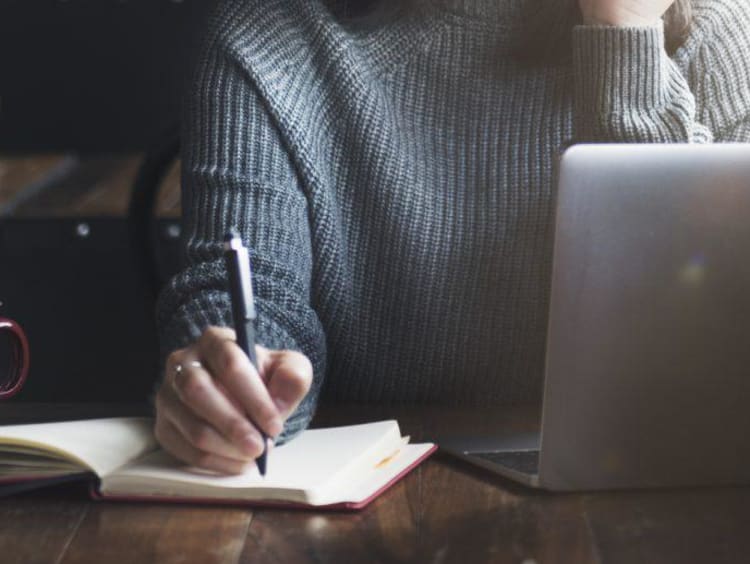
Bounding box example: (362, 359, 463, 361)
(539, 144, 750, 491)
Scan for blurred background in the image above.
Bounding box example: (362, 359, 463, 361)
(0, 0, 215, 402)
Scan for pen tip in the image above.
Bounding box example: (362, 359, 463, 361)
(257, 456, 267, 477)
(257, 438, 268, 477)
(224, 228, 241, 243)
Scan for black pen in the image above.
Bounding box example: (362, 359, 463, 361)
(223, 229, 268, 476)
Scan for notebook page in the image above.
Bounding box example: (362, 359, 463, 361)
(102, 420, 403, 503)
(315, 443, 435, 505)
(0, 418, 156, 477)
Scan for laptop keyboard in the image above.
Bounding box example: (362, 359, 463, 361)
(471, 450, 540, 475)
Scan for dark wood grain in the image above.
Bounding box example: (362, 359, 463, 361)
(411, 458, 598, 564)
(61, 503, 252, 564)
(0, 155, 70, 207)
(0, 483, 89, 564)
(0, 155, 181, 217)
(1, 405, 749, 564)
(582, 488, 750, 564)
(242, 476, 425, 563)
(154, 159, 181, 217)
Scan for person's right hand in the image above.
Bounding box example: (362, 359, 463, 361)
(154, 326, 313, 474)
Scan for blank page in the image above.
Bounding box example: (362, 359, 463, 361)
(0, 418, 156, 477)
(102, 420, 405, 504)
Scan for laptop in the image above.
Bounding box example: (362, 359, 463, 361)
(440, 144, 750, 491)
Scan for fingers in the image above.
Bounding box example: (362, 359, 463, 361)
(157, 378, 258, 462)
(262, 349, 313, 419)
(159, 345, 265, 472)
(167, 351, 265, 458)
(196, 327, 283, 438)
(154, 417, 252, 475)
(156, 327, 315, 475)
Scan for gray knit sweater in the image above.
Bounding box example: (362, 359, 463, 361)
(157, 0, 750, 440)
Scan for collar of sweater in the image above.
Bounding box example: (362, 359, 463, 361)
(428, 0, 528, 21)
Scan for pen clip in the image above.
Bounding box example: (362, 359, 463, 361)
(224, 233, 256, 320)
(235, 246, 256, 320)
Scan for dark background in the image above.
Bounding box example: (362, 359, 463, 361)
(0, 0, 214, 402)
(0, 0, 212, 154)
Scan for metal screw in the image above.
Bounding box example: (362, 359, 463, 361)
(75, 222, 91, 238)
(165, 224, 181, 239)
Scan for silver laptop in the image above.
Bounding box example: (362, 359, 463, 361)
(441, 144, 750, 491)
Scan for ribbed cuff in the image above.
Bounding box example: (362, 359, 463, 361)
(573, 24, 667, 115)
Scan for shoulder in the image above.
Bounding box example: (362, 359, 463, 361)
(675, 0, 750, 79)
(688, 0, 750, 46)
(680, 0, 750, 134)
(203, 0, 342, 63)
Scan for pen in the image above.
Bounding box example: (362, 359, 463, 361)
(223, 229, 268, 476)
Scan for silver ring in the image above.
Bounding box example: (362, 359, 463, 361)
(174, 361, 202, 373)
(173, 360, 203, 375)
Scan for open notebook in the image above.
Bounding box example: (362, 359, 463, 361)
(0, 418, 435, 510)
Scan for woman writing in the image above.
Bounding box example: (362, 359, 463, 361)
(154, 0, 750, 473)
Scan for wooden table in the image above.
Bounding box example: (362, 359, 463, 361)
(0, 404, 748, 564)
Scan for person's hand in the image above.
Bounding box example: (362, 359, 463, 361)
(155, 326, 313, 474)
(579, 0, 676, 27)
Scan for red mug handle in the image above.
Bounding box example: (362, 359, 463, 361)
(0, 318, 29, 399)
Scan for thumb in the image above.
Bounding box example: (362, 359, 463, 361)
(260, 349, 314, 420)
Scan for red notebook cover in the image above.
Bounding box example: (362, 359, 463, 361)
(89, 444, 437, 511)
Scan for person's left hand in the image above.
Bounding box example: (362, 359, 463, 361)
(579, 0, 676, 27)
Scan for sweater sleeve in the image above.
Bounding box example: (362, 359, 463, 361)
(156, 22, 326, 443)
(571, 3, 750, 143)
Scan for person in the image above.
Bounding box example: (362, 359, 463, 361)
(154, 0, 750, 474)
